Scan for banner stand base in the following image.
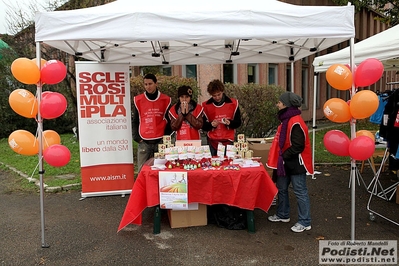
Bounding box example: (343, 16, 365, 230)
(79, 190, 132, 200)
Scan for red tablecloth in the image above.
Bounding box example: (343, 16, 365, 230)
(118, 164, 277, 231)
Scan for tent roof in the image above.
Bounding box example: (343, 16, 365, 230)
(35, 0, 355, 66)
(313, 25, 399, 72)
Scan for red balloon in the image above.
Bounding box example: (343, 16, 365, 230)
(41, 91, 52, 98)
(323, 130, 350, 156)
(40, 60, 67, 85)
(40, 92, 67, 119)
(43, 144, 71, 167)
(348, 136, 375, 161)
(354, 58, 384, 87)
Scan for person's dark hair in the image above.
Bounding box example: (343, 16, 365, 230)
(143, 73, 157, 83)
(207, 79, 225, 95)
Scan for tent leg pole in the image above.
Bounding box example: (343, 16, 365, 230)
(349, 37, 356, 242)
(153, 206, 161, 234)
(36, 42, 49, 248)
(312, 72, 319, 179)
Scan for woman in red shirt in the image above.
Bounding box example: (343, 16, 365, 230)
(169, 85, 203, 140)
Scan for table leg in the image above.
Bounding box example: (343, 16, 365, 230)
(246, 210, 255, 233)
(153, 205, 161, 234)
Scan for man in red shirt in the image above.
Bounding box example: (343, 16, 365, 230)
(202, 79, 241, 156)
(132, 74, 171, 171)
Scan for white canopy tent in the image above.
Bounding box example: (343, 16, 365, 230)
(34, 0, 355, 246)
(35, 0, 355, 66)
(313, 24, 399, 72)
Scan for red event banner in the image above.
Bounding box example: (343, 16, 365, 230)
(76, 62, 134, 198)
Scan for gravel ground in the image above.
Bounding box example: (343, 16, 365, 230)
(0, 164, 398, 266)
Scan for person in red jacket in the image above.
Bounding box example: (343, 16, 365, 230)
(201, 80, 244, 229)
(168, 85, 204, 140)
(266, 91, 314, 233)
(132, 74, 171, 171)
(202, 79, 241, 156)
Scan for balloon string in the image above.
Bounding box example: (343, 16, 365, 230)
(32, 90, 39, 117)
(34, 124, 50, 148)
(31, 97, 38, 117)
(29, 156, 44, 180)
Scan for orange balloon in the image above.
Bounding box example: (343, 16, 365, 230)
(356, 130, 375, 143)
(326, 64, 353, 91)
(349, 90, 379, 119)
(31, 58, 47, 69)
(9, 89, 38, 118)
(323, 98, 351, 123)
(42, 130, 61, 151)
(11, 58, 40, 85)
(8, 130, 39, 156)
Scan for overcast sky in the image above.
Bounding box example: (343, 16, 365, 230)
(0, 0, 56, 34)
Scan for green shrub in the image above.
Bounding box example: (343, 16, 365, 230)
(130, 75, 200, 105)
(225, 83, 285, 138)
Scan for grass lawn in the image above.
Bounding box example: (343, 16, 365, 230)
(0, 119, 380, 190)
(310, 119, 380, 164)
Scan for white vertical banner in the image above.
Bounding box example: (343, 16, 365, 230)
(76, 62, 134, 198)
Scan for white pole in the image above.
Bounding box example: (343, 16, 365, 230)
(36, 42, 49, 248)
(349, 37, 356, 241)
(312, 72, 318, 179)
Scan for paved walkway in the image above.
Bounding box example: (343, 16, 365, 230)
(1, 165, 398, 265)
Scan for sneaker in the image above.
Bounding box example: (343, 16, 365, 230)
(271, 197, 277, 206)
(268, 214, 290, 223)
(291, 223, 311, 233)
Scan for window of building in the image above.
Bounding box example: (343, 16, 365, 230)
(223, 64, 235, 83)
(248, 64, 257, 83)
(162, 66, 172, 76)
(301, 59, 309, 109)
(316, 75, 320, 108)
(286, 66, 292, 92)
(326, 81, 332, 100)
(344, 90, 351, 102)
(301, 68, 308, 108)
(268, 64, 278, 85)
(183, 65, 197, 79)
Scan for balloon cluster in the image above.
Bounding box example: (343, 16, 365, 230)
(322, 58, 383, 161)
(8, 57, 71, 167)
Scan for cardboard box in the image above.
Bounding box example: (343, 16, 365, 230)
(248, 142, 273, 176)
(167, 204, 207, 228)
(248, 142, 272, 166)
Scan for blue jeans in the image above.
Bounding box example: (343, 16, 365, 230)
(275, 173, 311, 227)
